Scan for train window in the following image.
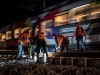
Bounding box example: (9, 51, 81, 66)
(73, 4, 89, 22)
(87, 2, 100, 20)
(54, 11, 68, 26)
(14, 28, 21, 38)
(68, 9, 77, 23)
(6, 31, 12, 40)
(0, 33, 1, 42)
(21, 27, 30, 33)
(1, 34, 6, 41)
(20, 27, 32, 38)
(69, 2, 100, 22)
(21, 28, 26, 33)
(41, 20, 53, 36)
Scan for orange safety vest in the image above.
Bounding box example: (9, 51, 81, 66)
(56, 34, 68, 47)
(17, 32, 28, 43)
(37, 34, 46, 41)
(75, 26, 86, 38)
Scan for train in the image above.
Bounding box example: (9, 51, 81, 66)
(0, 0, 100, 52)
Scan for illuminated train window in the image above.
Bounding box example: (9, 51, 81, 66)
(87, 2, 100, 20)
(21, 28, 27, 33)
(54, 3, 100, 24)
(21, 27, 31, 33)
(69, 2, 100, 22)
(54, 11, 69, 26)
(6, 31, 12, 40)
(41, 20, 53, 36)
(1, 34, 6, 41)
(0, 33, 1, 42)
(14, 28, 21, 38)
(73, 4, 90, 22)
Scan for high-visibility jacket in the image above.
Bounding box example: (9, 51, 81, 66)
(35, 34, 46, 41)
(75, 26, 86, 38)
(17, 32, 29, 44)
(72, 26, 86, 39)
(55, 34, 68, 47)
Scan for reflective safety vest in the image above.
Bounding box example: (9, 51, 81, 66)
(37, 34, 46, 41)
(75, 26, 86, 38)
(17, 32, 28, 43)
(56, 34, 68, 47)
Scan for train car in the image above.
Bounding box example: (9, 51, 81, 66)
(38, 0, 100, 51)
(0, 0, 100, 52)
(0, 17, 40, 51)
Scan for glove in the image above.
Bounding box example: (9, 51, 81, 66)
(34, 45, 36, 48)
(58, 47, 60, 49)
(56, 47, 60, 50)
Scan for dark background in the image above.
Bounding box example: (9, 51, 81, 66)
(0, 0, 80, 27)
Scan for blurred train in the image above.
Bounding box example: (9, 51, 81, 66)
(0, 0, 100, 52)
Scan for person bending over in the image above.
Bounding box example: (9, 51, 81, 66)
(52, 34, 69, 52)
(35, 32, 48, 63)
(17, 29, 30, 59)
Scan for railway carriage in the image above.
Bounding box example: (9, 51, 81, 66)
(0, 0, 100, 52)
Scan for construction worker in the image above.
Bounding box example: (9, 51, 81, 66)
(52, 34, 69, 52)
(17, 29, 30, 60)
(34, 32, 48, 63)
(28, 28, 36, 59)
(72, 22, 86, 51)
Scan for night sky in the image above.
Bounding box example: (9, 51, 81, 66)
(0, 0, 80, 27)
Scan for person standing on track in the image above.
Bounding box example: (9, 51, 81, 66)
(17, 29, 30, 60)
(72, 22, 86, 51)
